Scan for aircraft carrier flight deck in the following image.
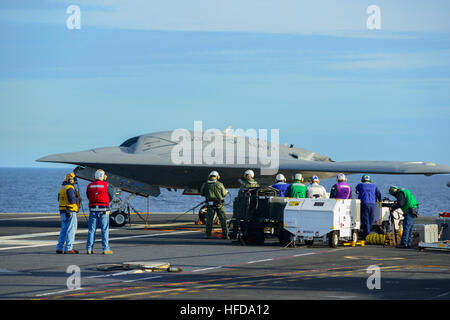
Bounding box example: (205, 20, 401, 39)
(0, 212, 448, 301)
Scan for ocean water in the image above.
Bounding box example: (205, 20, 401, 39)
(0, 168, 449, 216)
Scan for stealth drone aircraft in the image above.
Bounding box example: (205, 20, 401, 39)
(37, 130, 450, 198)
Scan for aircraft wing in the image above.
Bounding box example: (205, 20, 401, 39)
(37, 146, 450, 191)
(278, 159, 450, 176)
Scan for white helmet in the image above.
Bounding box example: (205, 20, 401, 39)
(209, 170, 219, 177)
(95, 169, 106, 181)
(312, 175, 320, 183)
(294, 173, 303, 182)
(337, 173, 347, 182)
(276, 173, 285, 182)
(244, 169, 254, 178)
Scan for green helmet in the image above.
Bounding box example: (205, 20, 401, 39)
(389, 185, 399, 195)
(361, 174, 371, 182)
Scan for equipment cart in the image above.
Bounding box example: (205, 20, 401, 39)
(229, 187, 288, 245)
(283, 198, 361, 247)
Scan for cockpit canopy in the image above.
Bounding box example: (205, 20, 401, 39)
(119, 132, 179, 154)
(120, 136, 140, 148)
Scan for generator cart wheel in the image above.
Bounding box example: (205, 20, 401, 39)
(352, 229, 358, 242)
(328, 231, 339, 248)
(279, 229, 292, 246)
(110, 211, 129, 227)
(243, 226, 265, 245)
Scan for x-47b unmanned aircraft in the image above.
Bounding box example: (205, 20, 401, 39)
(37, 129, 450, 198)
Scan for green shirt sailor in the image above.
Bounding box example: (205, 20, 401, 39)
(287, 173, 307, 198)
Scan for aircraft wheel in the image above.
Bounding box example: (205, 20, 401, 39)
(198, 206, 219, 224)
(110, 211, 128, 227)
(198, 206, 208, 224)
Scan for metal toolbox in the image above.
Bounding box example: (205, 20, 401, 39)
(413, 224, 439, 243)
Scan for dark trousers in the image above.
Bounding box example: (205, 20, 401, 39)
(361, 203, 376, 239)
(206, 205, 228, 238)
(400, 212, 417, 247)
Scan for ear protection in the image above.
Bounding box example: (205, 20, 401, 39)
(209, 171, 220, 180)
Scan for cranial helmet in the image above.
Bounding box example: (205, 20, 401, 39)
(361, 174, 371, 182)
(337, 173, 347, 182)
(244, 170, 254, 178)
(209, 171, 220, 179)
(276, 173, 285, 182)
(95, 169, 107, 181)
(389, 185, 399, 195)
(312, 175, 320, 183)
(65, 172, 76, 184)
(294, 173, 303, 182)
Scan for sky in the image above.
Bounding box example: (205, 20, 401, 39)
(0, 0, 449, 167)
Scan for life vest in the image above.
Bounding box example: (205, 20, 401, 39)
(399, 188, 418, 214)
(240, 179, 260, 190)
(289, 182, 307, 198)
(87, 180, 110, 207)
(58, 184, 80, 212)
(335, 182, 351, 199)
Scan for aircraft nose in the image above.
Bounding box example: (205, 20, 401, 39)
(36, 147, 124, 165)
(36, 150, 94, 164)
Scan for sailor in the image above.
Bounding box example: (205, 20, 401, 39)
(306, 176, 328, 199)
(287, 173, 307, 198)
(200, 171, 229, 239)
(271, 173, 290, 197)
(389, 186, 419, 248)
(330, 173, 352, 199)
(86, 169, 113, 254)
(355, 174, 381, 239)
(56, 172, 82, 254)
(239, 169, 259, 190)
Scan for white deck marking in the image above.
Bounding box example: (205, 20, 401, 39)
(293, 252, 316, 257)
(247, 258, 273, 264)
(0, 230, 200, 251)
(192, 266, 222, 272)
(0, 215, 58, 221)
(35, 287, 84, 297)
